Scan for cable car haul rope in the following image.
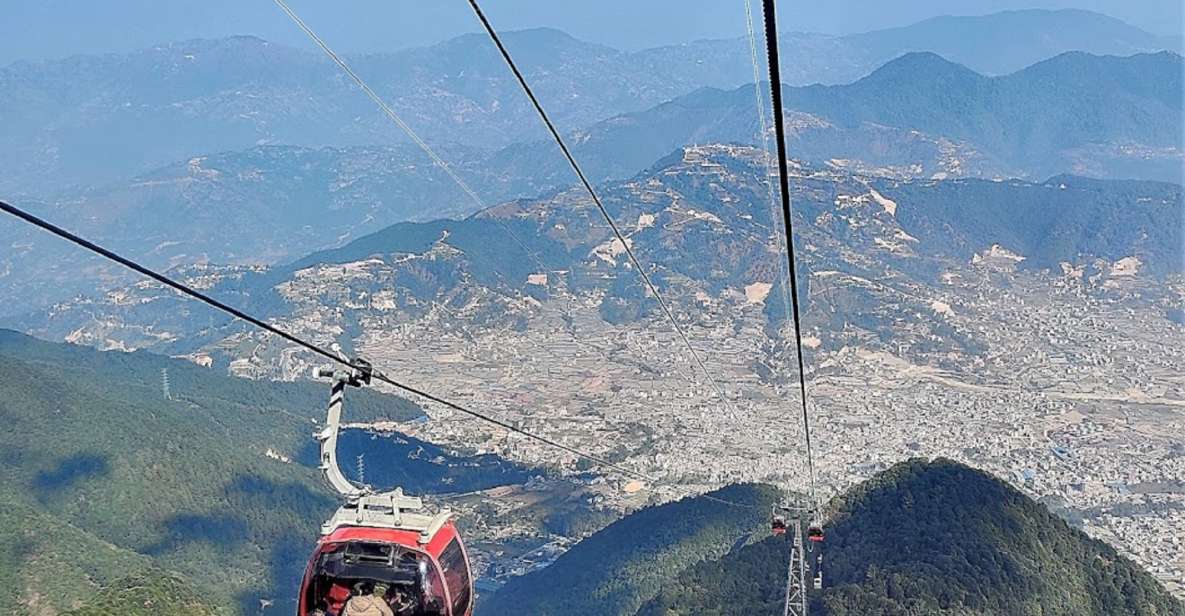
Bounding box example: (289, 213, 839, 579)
(758, 0, 826, 611)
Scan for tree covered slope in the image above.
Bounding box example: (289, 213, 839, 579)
(0, 329, 419, 613)
(62, 574, 228, 616)
(479, 483, 782, 616)
(639, 459, 1184, 616)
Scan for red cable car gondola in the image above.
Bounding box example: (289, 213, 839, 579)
(807, 525, 825, 543)
(771, 508, 789, 536)
(299, 361, 474, 616)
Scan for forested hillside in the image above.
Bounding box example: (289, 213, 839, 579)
(479, 483, 782, 616)
(638, 459, 1184, 615)
(63, 574, 228, 616)
(0, 330, 419, 613)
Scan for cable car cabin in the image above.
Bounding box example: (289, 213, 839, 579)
(770, 515, 788, 536)
(299, 492, 473, 616)
(807, 525, 825, 543)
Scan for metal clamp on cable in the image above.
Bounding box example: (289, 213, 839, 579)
(315, 357, 372, 388)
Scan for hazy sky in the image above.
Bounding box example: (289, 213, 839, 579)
(1, 0, 1181, 65)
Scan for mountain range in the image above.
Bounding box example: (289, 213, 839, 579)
(0, 9, 1177, 197)
(18, 144, 1180, 379)
(1, 48, 1179, 314)
(533, 51, 1183, 188)
(0, 143, 547, 313)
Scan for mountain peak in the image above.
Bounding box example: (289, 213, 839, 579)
(501, 26, 619, 53)
(894, 8, 1148, 35)
(861, 51, 983, 84)
(433, 26, 610, 56)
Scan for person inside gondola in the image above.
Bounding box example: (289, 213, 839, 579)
(388, 586, 416, 615)
(342, 581, 395, 616)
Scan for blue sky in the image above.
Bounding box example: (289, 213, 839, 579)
(1, 0, 1181, 65)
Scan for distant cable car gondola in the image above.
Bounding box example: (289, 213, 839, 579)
(298, 360, 473, 616)
(807, 525, 825, 543)
(771, 508, 789, 536)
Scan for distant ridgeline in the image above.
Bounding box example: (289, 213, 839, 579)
(2, 46, 1181, 314)
(23, 144, 1180, 362)
(485, 459, 1184, 616)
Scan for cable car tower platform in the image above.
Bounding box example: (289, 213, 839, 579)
(778, 512, 808, 616)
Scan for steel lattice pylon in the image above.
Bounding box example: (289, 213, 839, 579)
(782, 517, 808, 616)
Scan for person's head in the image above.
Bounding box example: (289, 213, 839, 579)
(374, 582, 389, 597)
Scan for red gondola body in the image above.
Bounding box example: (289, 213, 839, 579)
(298, 519, 473, 616)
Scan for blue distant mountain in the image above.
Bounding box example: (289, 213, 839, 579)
(0, 10, 1176, 197)
(524, 51, 1183, 187)
(844, 9, 1182, 75)
(1, 48, 1179, 315)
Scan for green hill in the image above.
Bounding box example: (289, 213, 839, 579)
(0, 329, 420, 614)
(479, 483, 782, 616)
(0, 490, 154, 613)
(639, 459, 1184, 615)
(62, 574, 228, 616)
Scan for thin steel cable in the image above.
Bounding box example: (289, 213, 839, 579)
(0, 199, 759, 509)
(464, 0, 745, 422)
(273, 0, 478, 208)
(746, 0, 807, 518)
(271, 0, 547, 271)
(744, 0, 795, 332)
(760, 0, 819, 511)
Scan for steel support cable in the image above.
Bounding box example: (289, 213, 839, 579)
(759, 0, 819, 509)
(744, 0, 805, 508)
(0, 199, 762, 510)
(464, 0, 745, 422)
(743, 0, 795, 332)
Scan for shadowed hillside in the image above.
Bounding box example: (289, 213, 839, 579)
(480, 484, 782, 616)
(638, 459, 1185, 615)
